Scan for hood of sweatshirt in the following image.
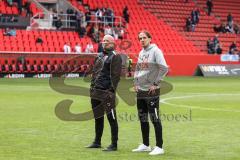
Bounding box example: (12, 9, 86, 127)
(143, 44, 157, 52)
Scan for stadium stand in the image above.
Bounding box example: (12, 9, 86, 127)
(0, 0, 42, 16)
(139, 0, 240, 53)
(68, 0, 86, 13)
(0, 29, 96, 52)
(82, 0, 204, 56)
(0, 0, 239, 76)
(196, 0, 240, 23)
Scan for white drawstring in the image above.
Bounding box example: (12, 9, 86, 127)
(154, 108, 158, 119)
(111, 109, 115, 120)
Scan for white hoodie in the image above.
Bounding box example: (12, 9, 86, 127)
(134, 44, 168, 91)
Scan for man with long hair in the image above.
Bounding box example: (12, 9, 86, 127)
(133, 30, 168, 155)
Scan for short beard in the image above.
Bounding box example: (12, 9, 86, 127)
(104, 46, 114, 52)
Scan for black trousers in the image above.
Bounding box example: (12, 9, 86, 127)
(90, 89, 118, 146)
(137, 90, 163, 148)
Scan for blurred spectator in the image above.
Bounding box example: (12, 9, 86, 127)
(227, 13, 233, 27)
(234, 24, 239, 34)
(195, 8, 200, 24)
(7, 0, 13, 6)
(187, 8, 200, 32)
(215, 43, 222, 54)
(220, 23, 227, 33)
(63, 42, 71, 53)
(88, 24, 94, 36)
(123, 6, 129, 23)
(97, 42, 104, 53)
(88, 24, 100, 42)
(36, 37, 43, 44)
(17, 0, 23, 15)
(118, 27, 125, 39)
(3, 28, 16, 36)
(95, 8, 103, 21)
(213, 24, 221, 33)
(85, 10, 91, 26)
(75, 43, 82, 54)
(52, 9, 58, 27)
(229, 42, 237, 54)
(186, 17, 192, 31)
(207, 38, 214, 54)
(213, 23, 226, 33)
(113, 27, 119, 40)
(55, 17, 63, 30)
(213, 34, 219, 51)
(207, 37, 222, 54)
(225, 23, 234, 33)
(206, 0, 213, 16)
(191, 9, 197, 25)
(75, 11, 83, 29)
(104, 25, 113, 36)
(78, 24, 86, 38)
(105, 8, 114, 25)
(24, 0, 32, 17)
(85, 41, 94, 53)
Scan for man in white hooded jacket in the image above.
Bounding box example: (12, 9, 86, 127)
(133, 30, 168, 156)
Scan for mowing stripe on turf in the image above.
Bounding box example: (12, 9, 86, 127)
(161, 94, 240, 113)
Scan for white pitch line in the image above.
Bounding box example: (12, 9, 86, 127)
(160, 94, 240, 113)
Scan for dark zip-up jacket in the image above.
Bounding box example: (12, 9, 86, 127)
(91, 51, 122, 92)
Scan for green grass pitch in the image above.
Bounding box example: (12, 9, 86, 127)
(0, 77, 240, 160)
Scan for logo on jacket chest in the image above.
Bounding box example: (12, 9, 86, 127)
(139, 54, 149, 69)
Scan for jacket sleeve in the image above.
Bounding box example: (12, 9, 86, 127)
(85, 55, 98, 76)
(133, 63, 140, 86)
(110, 54, 122, 91)
(133, 52, 141, 86)
(152, 48, 168, 85)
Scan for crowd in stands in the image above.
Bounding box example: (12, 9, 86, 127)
(202, 0, 239, 55)
(49, 8, 64, 30)
(1, 1, 131, 54)
(207, 34, 239, 55)
(207, 34, 222, 54)
(47, 5, 128, 43)
(76, 6, 128, 48)
(89, 7, 115, 26)
(186, 8, 200, 32)
(213, 14, 239, 34)
(85, 21, 125, 43)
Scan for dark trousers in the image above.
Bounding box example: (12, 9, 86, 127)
(208, 7, 212, 16)
(137, 90, 163, 148)
(91, 91, 118, 146)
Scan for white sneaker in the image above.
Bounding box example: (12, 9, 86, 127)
(132, 144, 151, 152)
(149, 146, 164, 155)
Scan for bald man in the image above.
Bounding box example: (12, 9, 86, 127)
(86, 35, 122, 151)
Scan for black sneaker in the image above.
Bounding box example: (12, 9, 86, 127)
(102, 144, 117, 151)
(85, 142, 101, 148)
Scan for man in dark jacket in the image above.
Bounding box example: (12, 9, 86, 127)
(86, 35, 122, 151)
(206, 0, 213, 16)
